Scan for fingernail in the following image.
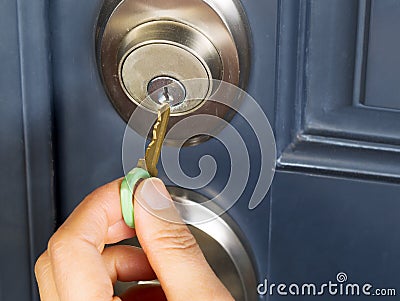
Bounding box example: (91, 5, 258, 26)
(138, 178, 172, 210)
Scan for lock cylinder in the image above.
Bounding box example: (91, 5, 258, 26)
(118, 20, 222, 115)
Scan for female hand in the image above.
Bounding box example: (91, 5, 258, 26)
(35, 177, 233, 301)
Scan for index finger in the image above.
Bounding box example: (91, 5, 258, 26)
(56, 179, 136, 251)
(47, 179, 135, 301)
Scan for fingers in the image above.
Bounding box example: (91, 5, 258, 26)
(102, 245, 156, 282)
(58, 179, 135, 250)
(106, 220, 137, 245)
(44, 179, 136, 301)
(134, 178, 234, 301)
(36, 177, 233, 301)
(35, 251, 60, 301)
(48, 228, 115, 300)
(35, 245, 156, 301)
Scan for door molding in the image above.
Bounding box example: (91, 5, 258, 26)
(275, 0, 400, 181)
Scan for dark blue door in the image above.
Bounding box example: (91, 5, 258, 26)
(1, 1, 399, 300)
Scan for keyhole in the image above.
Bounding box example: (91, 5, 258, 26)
(147, 76, 186, 107)
(163, 87, 170, 103)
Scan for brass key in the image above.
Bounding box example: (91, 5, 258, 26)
(120, 104, 170, 228)
(137, 104, 170, 177)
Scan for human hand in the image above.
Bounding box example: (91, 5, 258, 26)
(35, 178, 233, 301)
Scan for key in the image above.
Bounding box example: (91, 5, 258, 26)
(120, 104, 170, 228)
(137, 104, 171, 177)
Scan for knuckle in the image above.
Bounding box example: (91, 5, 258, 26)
(34, 253, 47, 276)
(153, 224, 199, 253)
(47, 231, 70, 259)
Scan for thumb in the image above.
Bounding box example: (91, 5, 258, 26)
(134, 178, 233, 301)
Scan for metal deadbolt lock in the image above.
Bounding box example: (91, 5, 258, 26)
(96, 0, 251, 144)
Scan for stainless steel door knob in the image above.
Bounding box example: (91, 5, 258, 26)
(96, 0, 251, 142)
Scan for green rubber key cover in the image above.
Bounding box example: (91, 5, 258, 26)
(120, 167, 151, 228)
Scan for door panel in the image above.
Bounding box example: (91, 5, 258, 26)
(2, 0, 400, 300)
(364, 0, 400, 110)
(276, 0, 400, 179)
(270, 172, 400, 300)
(272, 0, 400, 299)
